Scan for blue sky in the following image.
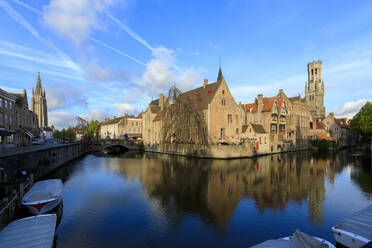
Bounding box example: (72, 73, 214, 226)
(0, 0, 371, 129)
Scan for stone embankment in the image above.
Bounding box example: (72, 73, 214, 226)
(0, 142, 89, 229)
(145, 142, 309, 159)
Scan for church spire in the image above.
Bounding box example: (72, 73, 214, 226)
(217, 57, 223, 82)
(36, 72, 42, 95)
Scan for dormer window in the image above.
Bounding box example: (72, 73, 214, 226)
(271, 114, 278, 122)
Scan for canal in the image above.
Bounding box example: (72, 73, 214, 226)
(48, 150, 372, 247)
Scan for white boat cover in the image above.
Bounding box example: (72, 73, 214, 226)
(22, 179, 63, 204)
(334, 204, 372, 241)
(0, 214, 56, 248)
(251, 230, 331, 248)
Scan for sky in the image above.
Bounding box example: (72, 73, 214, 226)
(0, 0, 371, 129)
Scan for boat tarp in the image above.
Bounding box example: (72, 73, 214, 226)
(22, 179, 63, 203)
(0, 214, 56, 248)
(251, 230, 330, 248)
(334, 204, 372, 241)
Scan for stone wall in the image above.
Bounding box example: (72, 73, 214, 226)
(0, 142, 88, 182)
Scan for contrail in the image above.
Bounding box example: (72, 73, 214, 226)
(106, 12, 184, 73)
(0, 0, 81, 72)
(11, 0, 42, 15)
(105, 11, 155, 52)
(90, 38, 146, 66)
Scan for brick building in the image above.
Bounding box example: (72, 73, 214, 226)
(0, 88, 17, 149)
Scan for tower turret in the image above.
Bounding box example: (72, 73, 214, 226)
(31, 72, 48, 128)
(305, 60, 325, 119)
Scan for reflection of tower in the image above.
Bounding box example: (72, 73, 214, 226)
(308, 175, 325, 224)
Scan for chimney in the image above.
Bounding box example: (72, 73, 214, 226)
(279, 89, 283, 94)
(257, 94, 264, 112)
(203, 79, 208, 88)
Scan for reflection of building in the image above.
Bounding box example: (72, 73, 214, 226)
(106, 151, 336, 230)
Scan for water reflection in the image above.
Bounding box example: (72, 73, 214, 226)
(102, 151, 369, 230)
(49, 151, 372, 247)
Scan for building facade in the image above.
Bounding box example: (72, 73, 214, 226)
(118, 114, 143, 140)
(31, 72, 48, 128)
(0, 88, 17, 149)
(99, 117, 124, 139)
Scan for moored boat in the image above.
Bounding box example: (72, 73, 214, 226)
(22, 179, 63, 215)
(251, 230, 335, 247)
(0, 214, 57, 248)
(332, 205, 372, 248)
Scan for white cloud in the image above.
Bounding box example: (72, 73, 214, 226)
(333, 99, 372, 119)
(48, 111, 76, 129)
(46, 83, 88, 110)
(81, 58, 131, 83)
(114, 103, 136, 115)
(43, 0, 120, 44)
(79, 109, 110, 121)
(139, 47, 200, 95)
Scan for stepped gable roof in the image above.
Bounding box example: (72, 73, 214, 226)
(243, 95, 285, 113)
(177, 80, 221, 111)
(251, 123, 266, 134)
(243, 103, 255, 112)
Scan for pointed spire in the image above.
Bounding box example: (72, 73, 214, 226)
(36, 72, 42, 95)
(217, 58, 223, 82)
(32, 88, 34, 96)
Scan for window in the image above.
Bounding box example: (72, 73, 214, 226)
(0, 114, 3, 126)
(259, 137, 262, 144)
(136, 122, 138, 126)
(0, 98, 2, 108)
(220, 128, 225, 138)
(236, 114, 238, 123)
(279, 124, 285, 133)
(271, 114, 278, 122)
(236, 128, 239, 135)
(9, 102, 12, 110)
(249, 128, 252, 133)
(264, 137, 266, 144)
(5, 114, 8, 125)
(310, 122, 313, 129)
(4, 100, 7, 109)
(280, 115, 286, 122)
(271, 124, 277, 134)
(311, 69, 314, 75)
(222, 90, 225, 94)
(207, 90, 211, 95)
(315, 68, 317, 74)
(228, 114, 232, 123)
(221, 99, 226, 106)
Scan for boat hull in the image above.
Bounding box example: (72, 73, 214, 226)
(332, 227, 370, 248)
(23, 197, 62, 215)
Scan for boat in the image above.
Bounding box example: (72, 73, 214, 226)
(0, 214, 57, 248)
(22, 179, 63, 215)
(251, 230, 335, 247)
(332, 205, 372, 248)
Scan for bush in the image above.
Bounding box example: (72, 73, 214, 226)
(312, 139, 336, 151)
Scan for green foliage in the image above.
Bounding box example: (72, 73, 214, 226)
(350, 102, 372, 138)
(53, 127, 76, 142)
(86, 120, 99, 139)
(311, 139, 336, 151)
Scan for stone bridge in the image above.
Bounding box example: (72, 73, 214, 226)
(89, 139, 142, 153)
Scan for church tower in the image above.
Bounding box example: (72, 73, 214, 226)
(31, 72, 48, 128)
(305, 60, 325, 119)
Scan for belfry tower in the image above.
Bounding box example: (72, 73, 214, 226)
(305, 60, 325, 119)
(31, 72, 48, 128)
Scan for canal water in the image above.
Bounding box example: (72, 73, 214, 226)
(48, 150, 372, 247)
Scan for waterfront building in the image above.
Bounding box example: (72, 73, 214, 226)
(99, 117, 124, 139)
(11, 89, 39, 146)
(142, 66, 245, 146)
(31, 72, 48, 128)
(0, 88, 17, 149)
(118, 114, 143, 140)
(322, 113, 350, 147)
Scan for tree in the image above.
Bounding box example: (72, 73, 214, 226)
(86, 120, 99, 139)
(53, 130, 61, 141)
(66, 127, 76, 140)
(350, 102, 372, 141)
